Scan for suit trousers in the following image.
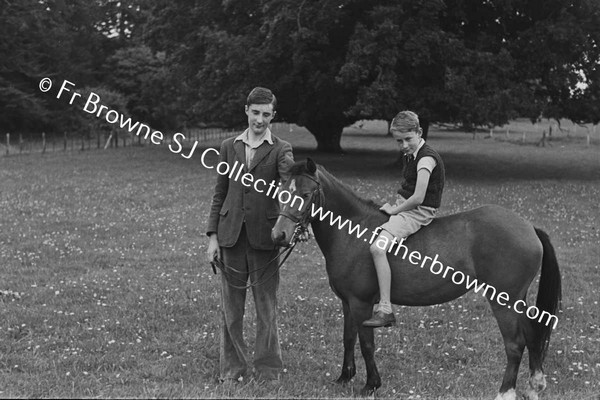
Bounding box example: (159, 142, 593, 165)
(219, 224, 283, 381)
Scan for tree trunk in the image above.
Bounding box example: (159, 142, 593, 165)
(421, 117, 430, 141)
(307, 123, 344, 153)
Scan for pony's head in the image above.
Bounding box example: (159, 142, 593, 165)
(271, 158, 322, 247)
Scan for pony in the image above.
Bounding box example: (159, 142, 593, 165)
(271, 158, 561, 400)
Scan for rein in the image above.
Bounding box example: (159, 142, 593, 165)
(210, 239, 299, 290)
(211, 174, 321, 290)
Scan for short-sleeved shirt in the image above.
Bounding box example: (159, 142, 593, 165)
(411, 139, 437, 174)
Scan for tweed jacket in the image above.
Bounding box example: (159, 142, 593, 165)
(206, 134, 293, 250)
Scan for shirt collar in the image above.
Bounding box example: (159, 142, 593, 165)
(411, 138, 426, 160)
(234, 128, 274, 148)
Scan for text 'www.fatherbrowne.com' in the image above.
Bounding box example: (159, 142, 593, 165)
(308, 203, 559, 329)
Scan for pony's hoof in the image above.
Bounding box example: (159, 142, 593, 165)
(494, 389, 517, 400)
(359, 385, 376, 397)
(528, 371, 546, 392)
(335, 368, 356, 384)
(522, 388, 539, 400)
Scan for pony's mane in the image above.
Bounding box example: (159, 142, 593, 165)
(288, 161, 381, 213)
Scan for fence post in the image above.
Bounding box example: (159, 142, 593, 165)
(522, 131, 526, 143)
(42, 132, 46, 154)
(104, 134, 113, 149)
(5, 133, 9, 155)
(489, 128, 494, 138)
(505, 127, 509, 139)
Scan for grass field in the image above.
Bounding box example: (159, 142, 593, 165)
(0, 122, 598, 399)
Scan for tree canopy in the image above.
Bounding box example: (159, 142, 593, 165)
(1, 0, 599, 150)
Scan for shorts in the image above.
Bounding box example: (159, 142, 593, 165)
(379, 195, 437, 239)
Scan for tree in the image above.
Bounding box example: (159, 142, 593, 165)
(74, 86, 128, 145)
(104, 45, 178, 129)
(12, 0, 592, 150)
(340, 0, 600, 134)
(507, 0, 600, 125)
(0, 0, 121, 135)
(144, 0, 599, 151)
(144, 0, 373, 152)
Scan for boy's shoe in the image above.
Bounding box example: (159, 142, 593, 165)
(362, 311, 396, 328)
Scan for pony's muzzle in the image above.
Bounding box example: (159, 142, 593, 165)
(271, 228, 289, 247)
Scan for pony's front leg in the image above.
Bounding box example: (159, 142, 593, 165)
(336, 299, 357, 384)
(351, 299, 381, 395)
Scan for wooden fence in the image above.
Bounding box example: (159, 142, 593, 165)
(1, 127, 241, 157)
(484, 122, 596, 146)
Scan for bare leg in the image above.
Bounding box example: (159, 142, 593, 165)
(369, 231, 396, 309)
(363, 231, 397, 327)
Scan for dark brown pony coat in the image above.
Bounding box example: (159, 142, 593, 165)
(272, 159, 561, 398)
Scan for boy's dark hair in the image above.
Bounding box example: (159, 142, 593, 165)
(246, 87, 277, 111)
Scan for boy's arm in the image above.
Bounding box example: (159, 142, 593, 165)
(387, 156, 437, 214)
(390, 169, 431, 213)
(206, 141, 230, 261)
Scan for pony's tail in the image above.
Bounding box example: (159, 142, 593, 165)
(532, 227, 562, 362)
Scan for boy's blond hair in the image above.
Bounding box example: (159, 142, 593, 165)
(391, 110, 420, 132)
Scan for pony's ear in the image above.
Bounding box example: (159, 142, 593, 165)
(306, 158, 317, 174)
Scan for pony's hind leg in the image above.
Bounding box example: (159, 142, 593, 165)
(523, 318, 547, 400)
(336, 299, 357, 384)
(490, 305, 527, 400)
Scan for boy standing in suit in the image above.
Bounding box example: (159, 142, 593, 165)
(206, 87, 294, 382)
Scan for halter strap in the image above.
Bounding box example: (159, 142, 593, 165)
(278, 174, 323, 224)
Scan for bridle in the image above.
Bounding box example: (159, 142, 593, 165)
(210, 174, 322, 290)
(277, 174, 323, 240)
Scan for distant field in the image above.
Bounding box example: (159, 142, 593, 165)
(0, 123, 598, 399)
